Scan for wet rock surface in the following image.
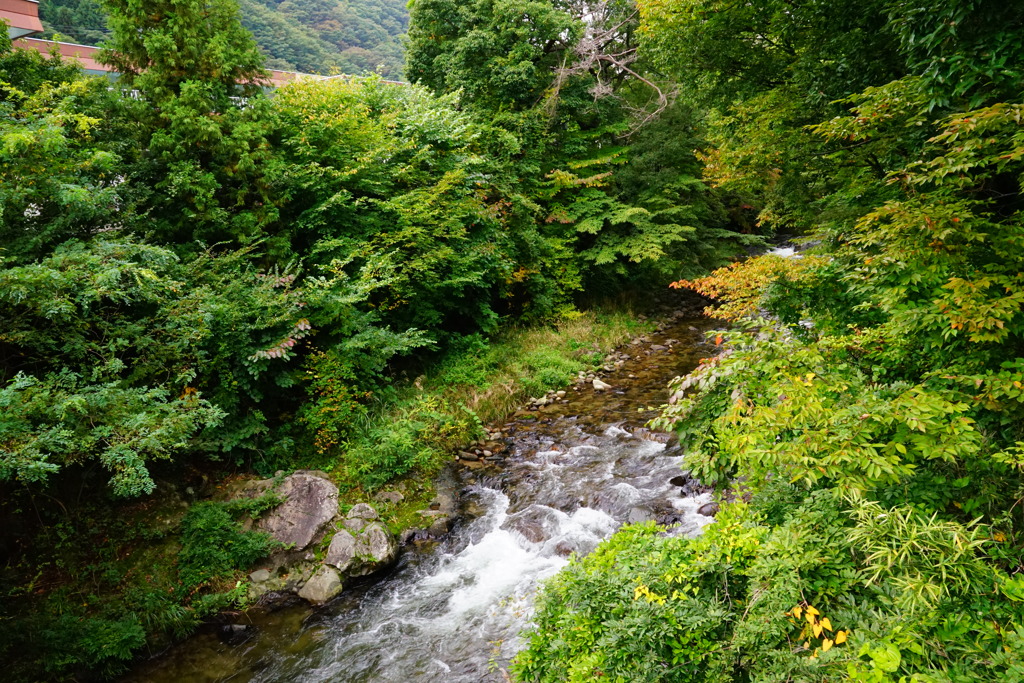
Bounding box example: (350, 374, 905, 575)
(238, 475, 399, 605)
(326, 515, 398, 577)
(297, 566, 343, 604)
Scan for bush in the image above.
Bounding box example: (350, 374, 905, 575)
(176, 501, 278, 599)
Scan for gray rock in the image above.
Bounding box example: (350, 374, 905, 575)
(628, 506, 654, 523)
(347, 503, 379, 522)
(256, 471, 339, 551)
(297, 566, 342, 604)
(324, 523, 398, 577)
(374, 491, 404, 505)
(341, 503, 380, 532)
(593, 378, 613, 391)
(249, 569, 271, 583)
(697, 502, 720, 517)
(352, 522, 397, 576)
(431, 491, 456, 515)
(324, 529, 358, 572)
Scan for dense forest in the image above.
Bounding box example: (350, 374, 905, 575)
(37, 0, 408, 78)
(3, 0, 1024, 680)
(514, 1, 1024, 682)
(2, 0, 745, 679)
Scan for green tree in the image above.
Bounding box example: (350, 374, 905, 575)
(0, 34, 122, 262)
(407, 0, 744, 295)
(97, 0, 279, 247)
(39, 0, 110, 45)
(99, 0, 266, 96)
(517, 3, 1024, 681)
(407, 0, 580, 111)
(636, 0, 908, 231)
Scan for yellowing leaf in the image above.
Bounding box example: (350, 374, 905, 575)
(835, 630, 848, 644)
(820, 617, 833, 632)
(822, 638, 834, 652)
(792, 606, 803, 619)
(813, 623, 823, 638)
(806, 605, 820, 616)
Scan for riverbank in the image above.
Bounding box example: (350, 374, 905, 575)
(120, 292, 718, 682)
(2, 301, 673, 682)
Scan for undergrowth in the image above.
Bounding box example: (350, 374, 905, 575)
(0, 305, 652, 682)
(329, 308, 652, 491)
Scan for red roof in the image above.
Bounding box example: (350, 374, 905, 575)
(15, 37, 107, 72)
(2, 0, 44, 36)
(14, 37, 316, 86)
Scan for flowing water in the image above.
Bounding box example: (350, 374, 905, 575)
(125, 305, 719, 683)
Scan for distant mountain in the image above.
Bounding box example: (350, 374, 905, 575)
(37, 0, 408, 79)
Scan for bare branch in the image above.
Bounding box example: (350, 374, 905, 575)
(541, 1, 674, 134)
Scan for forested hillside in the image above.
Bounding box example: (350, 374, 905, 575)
(38, 0, 408, 78)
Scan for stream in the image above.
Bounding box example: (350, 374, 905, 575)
(124, 302, 720, 683)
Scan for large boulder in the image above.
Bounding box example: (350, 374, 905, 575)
(324, 529, 358, 572)
(297, 566, 343, 604)
(324, 506, 398, 577)
(237, 483, 402, 606)
(342, 502, 379, 531)
(255, 471, 339, 551)
(353, 523, 398, 576)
